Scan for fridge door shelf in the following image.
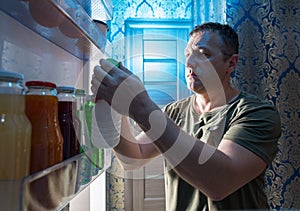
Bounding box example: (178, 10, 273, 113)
(3, 151, 104, 211)
(0, 0, 112, 60)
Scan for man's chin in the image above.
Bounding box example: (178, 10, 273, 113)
(187, 83, 204, 93)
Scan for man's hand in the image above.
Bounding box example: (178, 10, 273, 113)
(91, 59, 150, 118)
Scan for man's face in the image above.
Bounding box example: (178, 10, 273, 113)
(184, 31, 228, 95)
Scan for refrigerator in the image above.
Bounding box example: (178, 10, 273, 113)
(0, 0, 113, 210)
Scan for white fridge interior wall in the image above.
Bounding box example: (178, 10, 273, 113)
(0, 8, 107, 211)
(0, 11, 83, 88)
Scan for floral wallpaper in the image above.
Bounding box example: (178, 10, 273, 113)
(108, 0, 192, 62)
(226, 0, 300, 209)
(108, 0, 300, 210)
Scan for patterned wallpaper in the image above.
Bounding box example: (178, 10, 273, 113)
(108, 0, 192, 61)
(226, 0, 300, 209)
(108, 0, 300, 210)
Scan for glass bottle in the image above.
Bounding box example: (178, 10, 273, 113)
(57, 86, 80, 160)
(75, 89, 92, 152)
(0, 70, 31, 211)
(84, 95, 102, 175)
(75, 88, 92, 185)
(25, 81, 63, 174)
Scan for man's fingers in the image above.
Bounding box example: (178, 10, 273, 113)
(91, 76, 100, 93)
(94, 65, 107, 80)
(119, 62, 132, 75)
(91, 65, 109, 99)
(100, 59, 133, 77)
(99, 59, 117, 72)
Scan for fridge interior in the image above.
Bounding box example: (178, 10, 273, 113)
(0, 0, 112, 210)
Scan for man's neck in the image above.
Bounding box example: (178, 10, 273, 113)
(194, 87, 240, 114)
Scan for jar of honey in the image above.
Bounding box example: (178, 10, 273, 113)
(25, 81, 63, 174)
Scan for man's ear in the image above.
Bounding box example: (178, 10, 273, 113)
(226, 54, 238, 75)
(229, 54, 238, 68)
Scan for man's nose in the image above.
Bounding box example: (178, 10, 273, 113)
(186, 55, 196, 70)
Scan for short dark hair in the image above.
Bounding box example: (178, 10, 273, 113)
(190, 22, 239, 60)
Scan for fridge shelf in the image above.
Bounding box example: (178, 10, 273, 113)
(1, 151, 104, 211)
(0, 0, 111, 60)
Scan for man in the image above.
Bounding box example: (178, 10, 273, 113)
(91, 22, 281, 210)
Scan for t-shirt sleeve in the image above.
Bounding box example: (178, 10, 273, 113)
(223, 104, 282, 165)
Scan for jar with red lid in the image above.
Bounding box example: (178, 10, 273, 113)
(25, 81, 63, 174)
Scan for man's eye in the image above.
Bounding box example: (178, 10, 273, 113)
(203, 53, 210, 58)
(199, 51, 210, 58)
(199, 49, 210, 58)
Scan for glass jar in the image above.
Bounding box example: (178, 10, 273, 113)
(57, 86, 80, 160)
(25, 81, 63, 174)
(0, 70, 31, 211)
(0, 71, 31, 179)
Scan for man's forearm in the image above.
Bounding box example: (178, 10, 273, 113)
(113, 116, 159, 170)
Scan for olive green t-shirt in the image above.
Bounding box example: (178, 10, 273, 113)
(162, 91, 281, 211)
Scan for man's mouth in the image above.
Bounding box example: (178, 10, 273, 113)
(187, 71, 198, 79)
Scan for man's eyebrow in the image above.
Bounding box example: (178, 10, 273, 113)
(191, 44, 208, 52)
(194, 43, 209, 50)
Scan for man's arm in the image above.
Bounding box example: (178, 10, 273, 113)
(131, 102, 267, 201)
(113, 116, 160, 170)
(92, 59, 268, 201)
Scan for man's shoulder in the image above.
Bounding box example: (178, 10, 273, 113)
(230, 91, 279, 118)
(235, 91, 275, 107)
(163, 95, 194, 112)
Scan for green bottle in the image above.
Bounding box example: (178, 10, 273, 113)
(84, 95, 103, 175)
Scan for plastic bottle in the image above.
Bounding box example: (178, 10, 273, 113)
(57, 86, 80, 160)
(25, 81, 63, 174)
(0, 70, 31, 211)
